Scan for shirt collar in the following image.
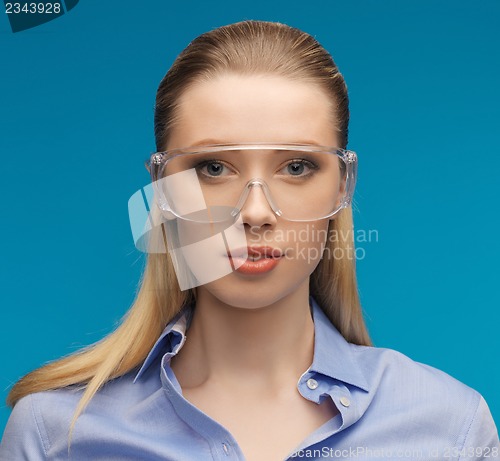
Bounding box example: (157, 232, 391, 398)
(133, 296, 370, 392)
(308, 297, 370, 392)
(132, 305, 193, 384)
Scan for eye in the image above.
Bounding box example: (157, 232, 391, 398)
(196, 160, 233, 178)
(279, 159, 318, 177)
(287, 162, 306, 175)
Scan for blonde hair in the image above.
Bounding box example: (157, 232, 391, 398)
(6, 20, 371, 451)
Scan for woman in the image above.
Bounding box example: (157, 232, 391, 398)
(1, 20, 498, 461)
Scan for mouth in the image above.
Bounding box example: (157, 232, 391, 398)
(226, 246, 284, 275)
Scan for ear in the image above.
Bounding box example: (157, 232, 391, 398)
(338, 174, 347, 199)
(329, 175, 347, 221)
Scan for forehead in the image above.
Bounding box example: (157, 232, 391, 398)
(167, 74, 338, 149)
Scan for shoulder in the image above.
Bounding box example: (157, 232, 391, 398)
(350, 342, 478, 405)
(351, 343, 472, 394)
(0, 387, 84, 460)
(0, 392, 49, 460)
(349, 344, 499, 452)
(0, 370, 146, 460)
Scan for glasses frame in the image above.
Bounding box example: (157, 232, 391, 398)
(145, 143, 358, 222)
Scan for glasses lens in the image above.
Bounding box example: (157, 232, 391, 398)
(155, 148, 348, 222)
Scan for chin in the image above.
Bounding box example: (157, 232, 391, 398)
(200, 273, 305, 310)
(208, 285, 283, 310)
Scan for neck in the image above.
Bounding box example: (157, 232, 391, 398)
(170, 281, 315, 398)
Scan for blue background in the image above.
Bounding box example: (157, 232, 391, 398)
(1, 0, 498, 435)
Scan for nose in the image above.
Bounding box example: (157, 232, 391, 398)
(239, 182, 278, 229)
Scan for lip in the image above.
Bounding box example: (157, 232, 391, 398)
(228, 246, 283, 275)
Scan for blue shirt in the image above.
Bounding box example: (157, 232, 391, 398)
(1, 297, 498, 460)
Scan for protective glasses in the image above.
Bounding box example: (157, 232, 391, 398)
(146, 143, 357, 223)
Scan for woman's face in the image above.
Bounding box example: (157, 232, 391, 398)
(166, 73, 340, 309)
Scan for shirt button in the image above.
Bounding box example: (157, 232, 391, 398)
(306, 378, 318, 390)
(222, 442, 229, 455)
(340, 396, 351, 407)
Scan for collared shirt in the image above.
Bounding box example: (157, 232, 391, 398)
(1, 297, 498, 460)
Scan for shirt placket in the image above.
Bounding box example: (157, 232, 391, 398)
(160, 358, 246, 461)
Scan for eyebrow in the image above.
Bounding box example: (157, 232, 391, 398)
(189, 139, 324, 147)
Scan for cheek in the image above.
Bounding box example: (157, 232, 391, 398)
(281, 220, 331, 270)
(173, 216, 249, 289)
(168, 220, 228, 289)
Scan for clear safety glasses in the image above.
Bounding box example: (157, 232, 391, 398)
(146, 143, 357, 223)
(128, 143, 358, 290)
